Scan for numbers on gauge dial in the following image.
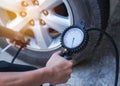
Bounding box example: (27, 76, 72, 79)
(63, 28, 84, 49)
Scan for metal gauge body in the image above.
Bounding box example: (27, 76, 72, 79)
(61, 25, 88, 54)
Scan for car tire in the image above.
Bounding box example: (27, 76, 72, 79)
(0, 0, 110, 66)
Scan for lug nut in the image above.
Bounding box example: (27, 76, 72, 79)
(42, 10, 48, 16)
(34, 0, 39, 5)
(39, 19, 46, 25)
(21, 1, 28, 7)
(20, 11, 27, 17)
(32, 0, 39, 5)
(29, 19, 35, 26)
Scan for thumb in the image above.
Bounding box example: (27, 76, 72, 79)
(69, 60, 77, 66)
(54, 51, 62, 55)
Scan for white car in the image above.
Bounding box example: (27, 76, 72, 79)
(0, 0, 118, 66)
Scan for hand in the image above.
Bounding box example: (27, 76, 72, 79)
(46, 51, 74, 85)
(7, 32, 29, 48)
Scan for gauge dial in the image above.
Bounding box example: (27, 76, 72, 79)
(61, 25, 88, 53)
(61, 25, 88, 55)
(63, 27, 84, 49)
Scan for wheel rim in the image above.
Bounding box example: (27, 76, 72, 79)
(0, 0, 73, 51)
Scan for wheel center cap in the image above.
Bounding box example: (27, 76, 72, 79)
(27, 7, 40, 20)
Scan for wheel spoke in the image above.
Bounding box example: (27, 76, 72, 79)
(6, 16, 30, 31)
(0, 8, 9, 26)
(42, 14, 70, 33)
(0, 0, 21, 13)
(31, 22, 52, 49)
(39, 0, 63, 10)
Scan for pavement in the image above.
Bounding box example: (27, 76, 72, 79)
(0, 1, 120, 86)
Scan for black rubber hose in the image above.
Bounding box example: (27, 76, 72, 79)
(95, 0, 110, 47)
(11, 46, 23, 64)
(87, 28, 119, 86)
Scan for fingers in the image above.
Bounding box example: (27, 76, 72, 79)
(6, 38, 30, 49)
(5, 30, 31, 49)
(51, 69, 72, 85)
(69, 60, 77, 66)
(47, 50, 74, 85)
(52, 51, 75, 69)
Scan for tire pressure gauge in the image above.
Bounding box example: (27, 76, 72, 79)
(61, 24, 88, 59)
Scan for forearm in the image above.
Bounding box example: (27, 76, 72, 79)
(0, 26, 16, 39)
(0, 67, 51, 86)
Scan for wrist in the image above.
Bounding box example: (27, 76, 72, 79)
(32, 67, 53, 84)
(41, 67, 54, 83)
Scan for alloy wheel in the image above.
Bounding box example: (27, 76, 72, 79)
(0, 0, 73, 51)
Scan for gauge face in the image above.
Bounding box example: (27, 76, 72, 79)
(63, 27, 84, 49)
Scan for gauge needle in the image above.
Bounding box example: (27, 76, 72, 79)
(71, 38, 75, 48)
